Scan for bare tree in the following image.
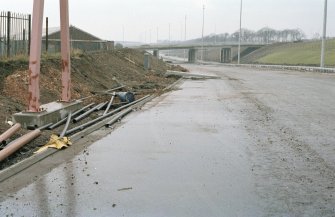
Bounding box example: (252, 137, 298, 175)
(188, 27, 305, 44)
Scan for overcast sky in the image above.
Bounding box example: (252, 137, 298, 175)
(2, 0, 335, 42)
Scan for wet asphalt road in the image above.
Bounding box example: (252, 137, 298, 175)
(1, 64, 335, 217)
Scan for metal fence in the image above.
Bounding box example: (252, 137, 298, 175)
(0, 11, 31, 58)
(1, 11, 114, 58)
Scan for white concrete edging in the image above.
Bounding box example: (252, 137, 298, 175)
(222, 63, 335, 73)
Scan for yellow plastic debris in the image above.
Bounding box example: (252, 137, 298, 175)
(34, 134, 72, 154)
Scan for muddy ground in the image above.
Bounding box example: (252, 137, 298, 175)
(0, 49, 184, 170)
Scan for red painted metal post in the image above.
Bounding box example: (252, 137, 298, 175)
(28, 0, 44, 112)
(60, 0, 71, 102)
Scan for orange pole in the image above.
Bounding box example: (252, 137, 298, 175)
(28, 0, 44, 112)
(60, 0, 71, 102)
(0, 129, 41, 162)
(0, 123, 21, 144)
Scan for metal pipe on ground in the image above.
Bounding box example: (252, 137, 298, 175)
(105, 107, 133, 128)
(96, 101, 108, 111)
(79, 86, 125, 101)
(0, 129, 42, 162)
(103, 92, 116, 116)
(111, 102, 128, 107)
(0, 123, 21, 144)
(106, 94, 156, 128)
(38, 123, 53, 130)
(92, 86, 125, 95)
(107, 86, 125, 92)
(48, 103, 95, 130)
(73, 103, 103, 123)
(65, 95, 150, 136)
(27, 123, 53, 131)
(72, 103, 95, 117)
(59, 112, 72, 138)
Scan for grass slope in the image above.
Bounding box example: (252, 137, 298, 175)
(243, 39, 335, 67)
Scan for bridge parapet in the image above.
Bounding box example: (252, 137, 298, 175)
(133, 42, 266, 51)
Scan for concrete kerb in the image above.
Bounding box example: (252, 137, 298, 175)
(163, 77, 184, 91)
(222, 63, 335, 73)
(0, 79, 184, 183)
(166, 71, 220, 79)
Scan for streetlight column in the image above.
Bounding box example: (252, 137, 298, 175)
(201, 5, 205, 62)
(122, 25, 125, 45)
(184, 15, 187, 60)
(168, 23, 171, 56)
(320, 0, 328, 68)
(238, 0, 243, 65)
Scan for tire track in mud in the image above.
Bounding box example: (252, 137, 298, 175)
(218, 71, 335, 217)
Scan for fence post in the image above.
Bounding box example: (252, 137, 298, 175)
(7, 11, 11, 58)
(28, 14, 31, 55)
(23, 29, 26, 55)
(45, 17, 48, 52)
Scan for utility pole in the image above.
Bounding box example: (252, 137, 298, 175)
(238, 0, 243, 64)
(169, 24, 171, 43)
(201, 5, 205, 62)
(157, 26, 159, 43)
(149, 28, 152, 44)
(185, 15, 187, 42)
(184, 15, 187, 60)
(214, 24, 217, 45)
(320, 0, 327, 68)
(168, 23, 171, 56)
(122, 25, 125, 46)
(145, 30, 147, 43)
(180, 24, 183, 41)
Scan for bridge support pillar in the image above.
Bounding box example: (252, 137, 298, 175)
(144, 53, 151, 70)
(220, 48, 232, 63)
(153, 49, 159, 58)
(188, 48, 196, 63)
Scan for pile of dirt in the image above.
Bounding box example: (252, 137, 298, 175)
(0, 49, 185, 169)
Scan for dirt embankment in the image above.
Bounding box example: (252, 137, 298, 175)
(0, 49, 185, 169)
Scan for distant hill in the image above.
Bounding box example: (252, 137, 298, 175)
(241, 39, 335, 67)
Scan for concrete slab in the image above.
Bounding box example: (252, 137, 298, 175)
(12, 100, 82, 129)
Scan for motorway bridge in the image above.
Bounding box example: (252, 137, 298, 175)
(133, 42, 266, 63)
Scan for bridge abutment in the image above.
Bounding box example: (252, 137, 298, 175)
(220, 48, 232, 63)
(144, 53, 151, 70)
(153, 50, 159, 58)
(188, 48, 196, 63)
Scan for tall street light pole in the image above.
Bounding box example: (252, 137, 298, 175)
(122, 25, 125, 46)
(168, 23, 171, 56)
(185, 15, 187, 42)
(238, 0, 243, 65)
(184, 15, 187, 60)
(201, 5, 205, 62)
(320, 0, 328, 68)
